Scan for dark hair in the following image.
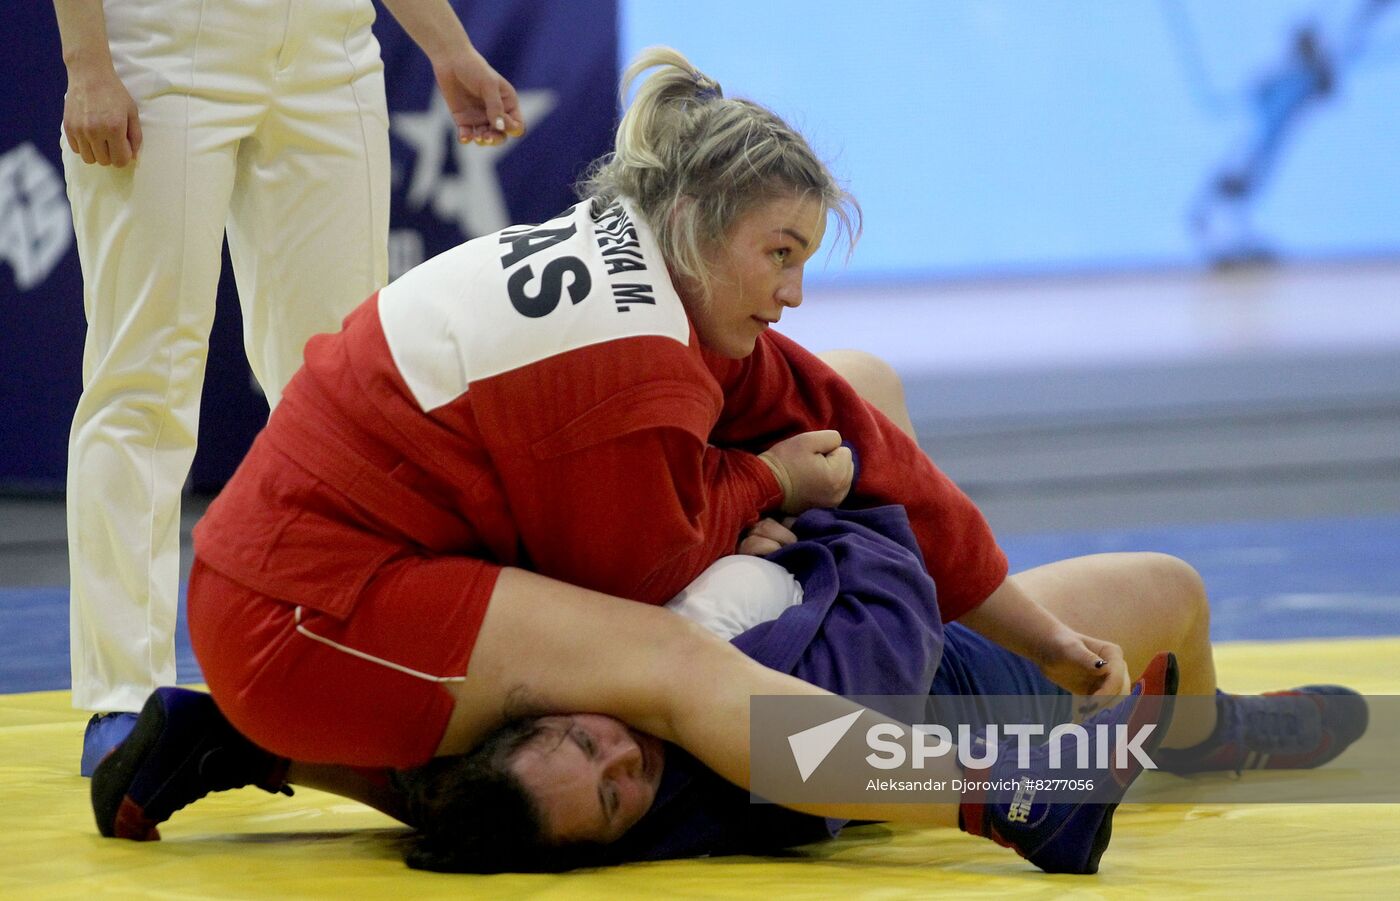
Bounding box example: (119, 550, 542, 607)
(395, 718, 613, 873)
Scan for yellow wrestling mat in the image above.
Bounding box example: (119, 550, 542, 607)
(3, 638, 1398, 899)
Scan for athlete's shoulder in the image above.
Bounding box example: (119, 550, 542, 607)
(378, 201, 694, 411)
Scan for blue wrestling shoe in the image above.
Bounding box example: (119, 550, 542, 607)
(81, 711, 139, 777)
(92, 688, 291, 841)
(1155, 686, 1367, 774)
(959, 651, 1178, 875)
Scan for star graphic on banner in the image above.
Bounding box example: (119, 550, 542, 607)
(0, 143, 72, 291)
(392, 89, 557, 238)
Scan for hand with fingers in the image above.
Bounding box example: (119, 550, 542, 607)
(1035, 630, 1132, 716)
(62, 64, 142, 167)
(737, 517, 799, 557)
(432, 45, 525, 146)
(759, 430, 854, 515)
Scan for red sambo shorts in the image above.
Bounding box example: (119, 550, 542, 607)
(187, 554, 498, 768)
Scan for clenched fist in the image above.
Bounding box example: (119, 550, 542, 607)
(759, 430, 854, 515)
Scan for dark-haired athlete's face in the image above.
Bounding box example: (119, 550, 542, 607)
(683, 195, 826, 359)
(509, 714, 666, 844)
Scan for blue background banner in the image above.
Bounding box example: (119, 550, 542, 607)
(0, 0, 618, 492)
(1, 1, 86, 492)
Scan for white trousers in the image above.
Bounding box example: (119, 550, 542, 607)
(65, 0, 391, 712)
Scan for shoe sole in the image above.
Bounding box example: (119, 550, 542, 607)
(91, 690, 169, 840)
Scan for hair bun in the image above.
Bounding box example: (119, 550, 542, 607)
(693, 72, 723, 102)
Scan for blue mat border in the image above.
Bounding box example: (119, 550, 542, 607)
(4, 514, 1399, 694)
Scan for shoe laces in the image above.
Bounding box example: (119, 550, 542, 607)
(1235, 695, 1317, 754)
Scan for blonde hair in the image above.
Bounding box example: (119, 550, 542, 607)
(579, 46, 861, 301)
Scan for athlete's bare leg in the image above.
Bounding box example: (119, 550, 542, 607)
(438, 567, 962, 827)
(1010, 554, 1218, 747)
(285, 762, 412, 823)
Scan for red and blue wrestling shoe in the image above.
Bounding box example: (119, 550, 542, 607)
(91, 687, 291, 841)
(1154, 686, 1368, 773)
(960, 651, 1179, 875)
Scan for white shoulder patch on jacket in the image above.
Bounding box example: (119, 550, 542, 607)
(377, 201, 690, 411)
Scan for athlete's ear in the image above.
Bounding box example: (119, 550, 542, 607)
(665, 194, 707, 308)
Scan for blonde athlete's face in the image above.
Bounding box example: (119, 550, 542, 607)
(682, 195, 827, 359)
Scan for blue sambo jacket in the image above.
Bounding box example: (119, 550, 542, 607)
(610, 505, 949, 861)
